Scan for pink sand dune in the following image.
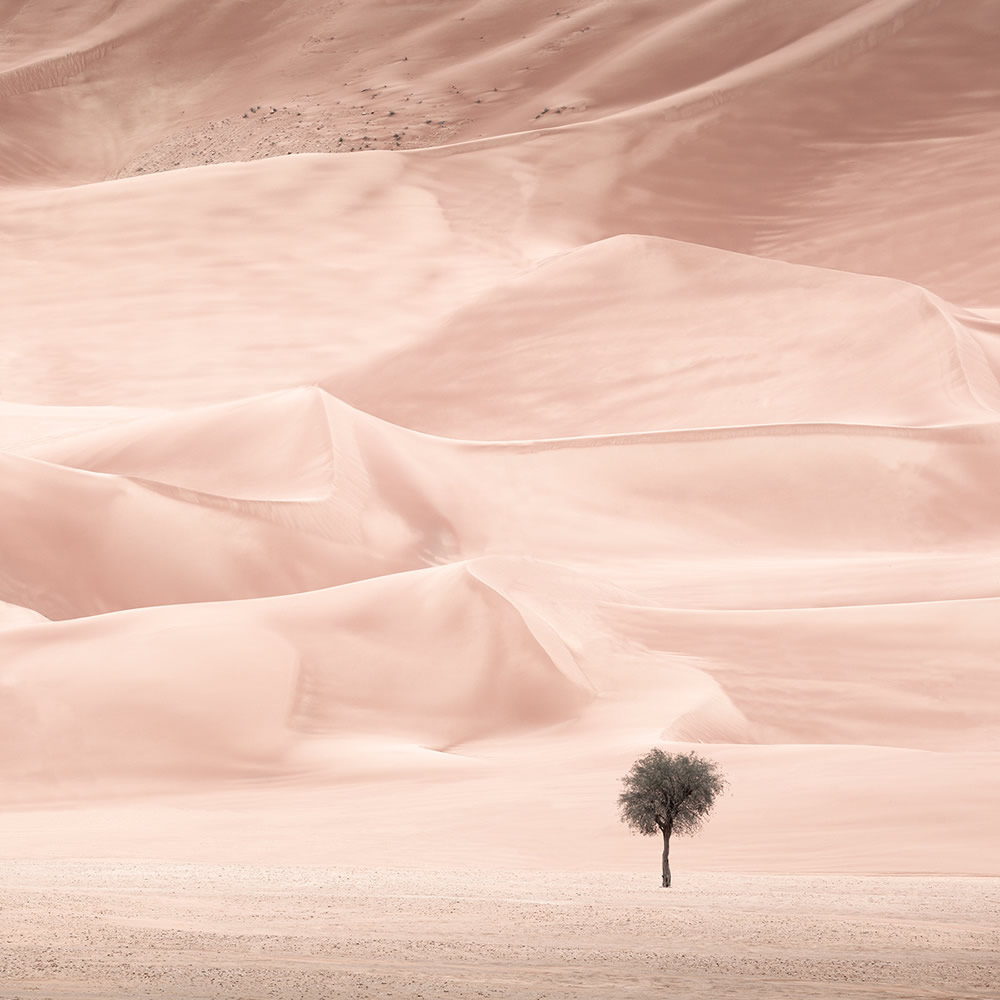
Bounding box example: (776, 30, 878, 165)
(327, 235, 1000, 438)
(8, 388, 1000, 619)
(0, 0, 998, 882)
(0, 561, 591, 796)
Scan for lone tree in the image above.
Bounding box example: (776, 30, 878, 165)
(618, 748, 726, 887)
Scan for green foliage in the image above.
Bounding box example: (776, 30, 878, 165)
(618, 748, 726, 837)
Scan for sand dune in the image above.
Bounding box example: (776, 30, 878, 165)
(0, 560, 593, 798)
(27, 387, 339, 499)
(0, 601, 48, 628)
(1, 0, 998, 927)
(4, 1, 933, 184)
(328, 235, 1000, 437)
(11, 387, 1000, 622)
(0, 442, 411, 619)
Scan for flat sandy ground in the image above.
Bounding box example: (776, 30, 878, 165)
(1, 864, 996, 1000)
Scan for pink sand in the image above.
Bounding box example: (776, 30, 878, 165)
(1, 2, 998, 996)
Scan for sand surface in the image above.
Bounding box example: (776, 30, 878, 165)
(3, 864, 997, 1000)
(2, 0, 999, 996)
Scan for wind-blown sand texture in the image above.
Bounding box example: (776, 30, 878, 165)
(2, 865, 997, 1000)
(1, 1, 999, 997)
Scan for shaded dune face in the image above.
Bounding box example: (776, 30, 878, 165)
(0, 563, 590, 796)
(326, 237, 1000, 438)
(0, 0, 998, 874)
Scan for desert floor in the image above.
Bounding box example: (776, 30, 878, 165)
(2, 864, 997, 1000)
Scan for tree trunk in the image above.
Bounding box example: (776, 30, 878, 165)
(661, 826, 672, 888)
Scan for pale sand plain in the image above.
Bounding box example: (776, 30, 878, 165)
(3, 864, 997, 1000)
(1, 0, 1000, 997)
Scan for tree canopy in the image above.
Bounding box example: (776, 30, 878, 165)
(618, 748, 726, 837)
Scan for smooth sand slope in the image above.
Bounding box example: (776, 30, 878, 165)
(1, 1, 999, 996)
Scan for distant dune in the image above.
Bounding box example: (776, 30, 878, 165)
(1, 0, 998, 879)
